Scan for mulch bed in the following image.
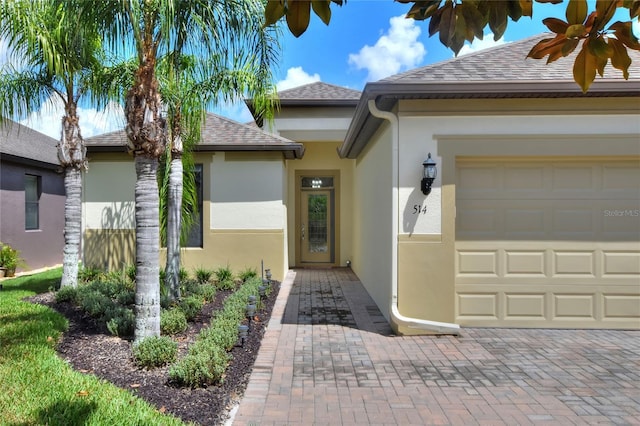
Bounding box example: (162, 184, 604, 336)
(27, 281, 280, 426)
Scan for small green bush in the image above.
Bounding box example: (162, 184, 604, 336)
(79, 291, 115, 318)
(194, 267, 214, 284)
(55, 286, 79, 304)
(179, 295, 204, 321)
(216, 278, 236, 291)
(116, 289, 135, 306)
(78, 266, 103, 283)
(178, 267, 189, 282)
(196, 284, 217, 302)
(238, 267, 258, 282)
(133, 336, 177, 368)
(125, 264, 136, 283)
(214, 265, 233, 283)
(161, 308, 188, 335)
(105, 306, 135, 337)
(169, 347, 229, 387)
(180, 278, 200, 296)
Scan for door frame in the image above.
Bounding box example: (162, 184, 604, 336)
(295, 170, 340, 267)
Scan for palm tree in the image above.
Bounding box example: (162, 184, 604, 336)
(158, 51, 279, 302)
(86, 0, 279, 342)
(0, 0, 105, 288)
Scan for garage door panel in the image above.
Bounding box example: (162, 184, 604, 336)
(602, 165, 640, 190)
(553, 251, 596, 276)
(456, 159, 640, 329)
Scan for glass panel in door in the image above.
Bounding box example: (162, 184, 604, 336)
(301, 190, 332, 263)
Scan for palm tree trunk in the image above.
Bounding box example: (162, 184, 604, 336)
(60, 167, 82, 287)
(165, 154, 182, 301)
(134, 155, 161, 342)
(59, 112, 86, 288)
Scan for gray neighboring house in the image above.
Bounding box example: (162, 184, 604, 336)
(0, 119, 64, 272)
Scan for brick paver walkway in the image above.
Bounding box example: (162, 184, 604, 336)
(232, 268, 640, 425)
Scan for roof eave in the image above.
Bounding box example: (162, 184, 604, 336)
(0, 152, 60, 170)
(87, 143, 305, 160)
(339, 79, 640, 159)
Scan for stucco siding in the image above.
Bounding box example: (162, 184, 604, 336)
(0, 159, 64, 271)
(286, 141, 354, 267)
(82, 151, 289, 280)
(352, 125, 393, 321)
(210, 152, 285, 230)
(393, 97, 640, 330)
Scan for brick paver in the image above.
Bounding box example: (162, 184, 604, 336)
(232, 269, 640, 425)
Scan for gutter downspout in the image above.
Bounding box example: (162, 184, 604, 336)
(367, 99, 460, 335)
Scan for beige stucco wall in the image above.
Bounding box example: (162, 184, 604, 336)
(391, 97, 640, 332)
(82, 151, 289, 281)
(285, 141, 354, 267)
(351, 125, 394, 321)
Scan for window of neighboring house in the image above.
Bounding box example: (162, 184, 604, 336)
(185, 164, 203, 248)
(25, 174, 41, 230)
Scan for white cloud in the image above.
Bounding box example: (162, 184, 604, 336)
(348, 15, 425, 82)
(20, 96, 125, 139)
(457, 33, 506, 56)
(276, 67, 321, 91)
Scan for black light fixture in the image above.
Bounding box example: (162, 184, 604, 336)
(421, 153, 437, 195)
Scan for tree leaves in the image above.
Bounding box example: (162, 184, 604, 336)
(264, 0, 343, 38)
(266, 0, 639, 91)
(566, 0, 588, 25)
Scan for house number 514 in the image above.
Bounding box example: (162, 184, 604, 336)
(413, 204, 427, 215)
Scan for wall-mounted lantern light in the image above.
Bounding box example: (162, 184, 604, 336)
(421, 153, 437, 195)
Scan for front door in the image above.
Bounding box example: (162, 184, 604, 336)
(298, 175, 336, 265)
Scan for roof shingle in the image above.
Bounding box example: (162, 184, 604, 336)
(0, 119, 59, 165)
(86, 112, 304, 158)
(383, 33, 640, 83)
(277, 82, 361, 102)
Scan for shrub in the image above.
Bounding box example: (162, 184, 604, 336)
(133, 336, 177, 369)
(179, 296, 204, 321)
(125, 264, 136, 283)
(86, 278, 127, 299)
(214, 265, 233, 283)
(194, 267, 214, 285)
(180, 278, 200, 296)
(105, 306, 135, 337)
(55, 286, 79, 304)
(178, 267, 189, 282)
(216, 278, 236, 291)
(238, 267, 257, 282)
(0, 242, 26, 275)
(79, 291, 114, 318)
(169, 347, 230, 387)
(116, 289, 135, 306)
(78, 266, 103, 283)
(161, 308, 188, 335)
(196, 284, 217, 303)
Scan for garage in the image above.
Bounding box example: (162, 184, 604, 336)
(455, 158, 640, 328)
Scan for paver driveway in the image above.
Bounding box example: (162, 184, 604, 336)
(233, 268, 640, 425)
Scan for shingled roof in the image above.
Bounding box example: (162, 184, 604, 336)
(0, 119, 59, 167)
(383, 33, 640, 83)
(276, 82, 361, 105)
(340, 33, 640, 159)
(86, 112, 304, 159)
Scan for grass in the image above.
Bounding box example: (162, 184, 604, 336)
(0, 268, 189, 425)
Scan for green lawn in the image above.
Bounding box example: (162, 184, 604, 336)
(0, 269, 189, 425)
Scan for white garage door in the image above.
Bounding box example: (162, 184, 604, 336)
(455, 158, 640, 328)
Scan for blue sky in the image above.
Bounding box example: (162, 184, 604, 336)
(9, 1, 640, 138)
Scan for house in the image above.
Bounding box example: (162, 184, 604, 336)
(82, 34, 639, 333)
(0, 119, 65, 272)
(83, 112, 304, 279)
(333, 34, 640, 333)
